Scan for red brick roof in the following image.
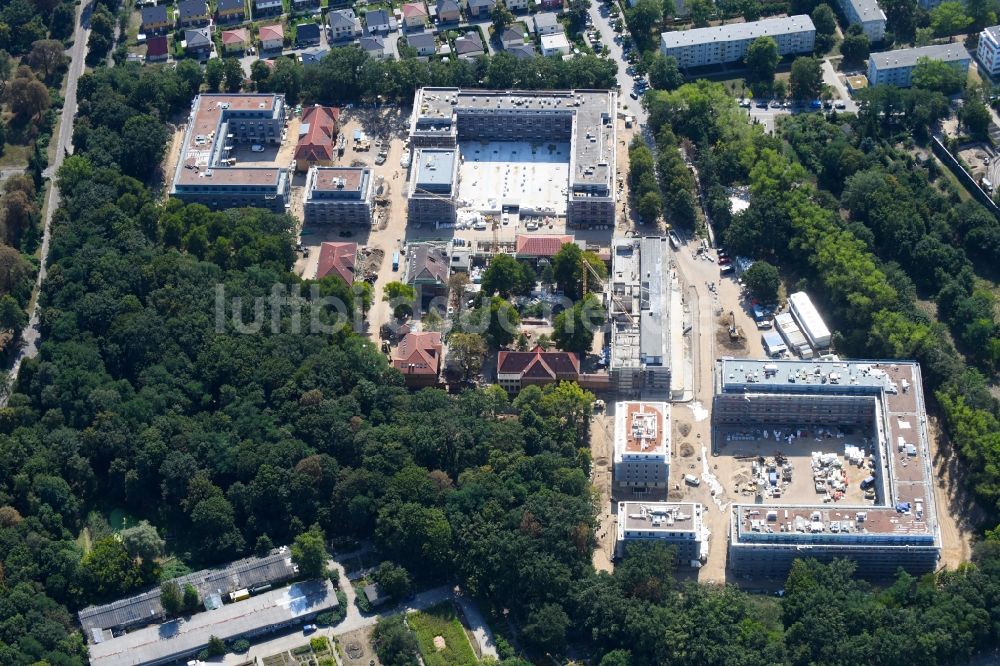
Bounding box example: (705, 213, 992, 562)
(315, 242, 356, 284)
(393, 331, 442, 375)
(402, 2, 428, 17)
(146, 35, 169, 57)
(259, 23, 283, 41)
(497, 346, 580, 380)
(295, 105, 340, 163)
(515, 234, 574, 257)
(222, 28, 249, 44)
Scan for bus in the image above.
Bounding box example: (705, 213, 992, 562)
(392, 251, 400, 271)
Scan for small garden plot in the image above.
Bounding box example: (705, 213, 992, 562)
(408, 603, 478, 666)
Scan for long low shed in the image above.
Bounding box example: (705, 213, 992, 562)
(787, 291, 831, 349)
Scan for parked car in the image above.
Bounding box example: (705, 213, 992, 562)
(251, 144, 265, 152)
(303, 624, 318, 634)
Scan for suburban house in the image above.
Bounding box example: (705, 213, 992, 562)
(259, 23, 284, 50)
(295, 105, 339, 170)
(402, 1, 429, 28)
(296, 22, 321, 46)
(454, 31, 485, 58)
(465, 0, 495, 17)
(215, 0, 246, 23)
(141, 5, 171, 34)
(507, 43, 535, 58)
(406, 242, 450, 302)
(328, 9, 362, 41)
(541, 32, 570, 56)
(315, 242, 357, 284)
(501, 26, 524, 48)
(254, 0, 283, 17)
(184, 27, 213, 58)
(538, 0, 562, 8)
(436, 0, 462, 22)
(176, 0, 209, 27)
(145, 35, 169, 62)
(533, 12, 560, 34)
(407, 31, 436, 55)
(292, 0, 321, 11)
(365, 8, 391, 32)
(300, 46, 329, 67)
(497, 347, 580, 392)
(393, 331, 443, 387)
(221, 28, 250, 53)
(360, 34, 387, 58)
(507, 0, 529, 9)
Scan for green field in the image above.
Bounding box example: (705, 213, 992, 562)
(408, 603, 477, 666)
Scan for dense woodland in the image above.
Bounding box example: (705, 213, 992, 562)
(2, 6, 1000, 664)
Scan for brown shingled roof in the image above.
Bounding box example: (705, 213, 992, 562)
(315, 242, 356, 284)
(295, 105, 340, 163)
(515, 234, 574, 257)
(497, 346, 580, 379)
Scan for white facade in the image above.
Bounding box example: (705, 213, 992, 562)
(787, 291, 831, 350)
(867, 43, 971, 87)
(614, 401, 670, 495)
(616, 502, 707, 565)
(660, 15, 816, 68)
(978, 26, 1000, 77)
(837, 0, 885, 42)
(541, 32, 570, 56)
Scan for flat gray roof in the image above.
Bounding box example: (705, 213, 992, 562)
(661, 14, 815, 49)
(619, 501, 703, 533)
(413, 148, 456, 191)
(844, 0, 886, 22)
(870, 43, 970, 70)
(610, 237, 673, 371)
(88, 580, 336, 666)
(983, 24, 1000, 44)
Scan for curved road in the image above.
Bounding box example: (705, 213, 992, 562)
(0, 3, 90, 406)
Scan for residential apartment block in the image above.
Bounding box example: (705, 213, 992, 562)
(614, 401, 670, 497)
(170, 94, 290, 212)
(303, 167, 373, 225)
(978, 25, 1000, 77)
(409, 88, 617, 227)
(660, 15, 816, 68)
(716, 359, 941, 578)
(837, 0, 885, 41)
(867, 43, 970, 87)
(616, 502, 708, 565)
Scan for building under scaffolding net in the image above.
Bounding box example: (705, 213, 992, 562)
(609, 237, 681, 397)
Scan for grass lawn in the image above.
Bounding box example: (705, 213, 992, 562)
(408, 603, 478, 666)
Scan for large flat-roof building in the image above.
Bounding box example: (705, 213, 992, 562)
(303, 166, 374, 225)
(715, 359, 941, 578)
(170, 93, 290, 212)
(407, 147, 459, 227)
(609, 237, 683, 398)
(78, 550, 298, 637)
(867, 43, 971, 87)
(409, 88, 617, 227)
(614, 401, 671, 497)
(616, 501, 708, 565)
(660, 15, 816, 68)
(86, 580, 337, 666)
(837, 0, 885, 41)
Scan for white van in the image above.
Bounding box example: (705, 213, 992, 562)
(684, 474, 701, 487)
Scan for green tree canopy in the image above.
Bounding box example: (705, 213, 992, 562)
(291, 525, 329, 579)
(790, 57, 823, 100)
(745, 36, 779, 89)
(743, 260, 780, 303)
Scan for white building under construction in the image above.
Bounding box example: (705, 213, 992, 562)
(609, 237, 684, 398)
(616, 501, 709, 566)
(614, 401, 671, 497)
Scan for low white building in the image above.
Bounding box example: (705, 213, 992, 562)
(533, 12, 561, 35)
(660, 15, 815, 68)
(616, 502, 708, 565)
(837, 0, 885, 42)
(541, 32, 571, 56)
(867, 43, 970, 87)
(978, 25, 1000, 77)
(614, 401, 670, 496)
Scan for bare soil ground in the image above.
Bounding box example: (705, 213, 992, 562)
(337, 626, 381, 666)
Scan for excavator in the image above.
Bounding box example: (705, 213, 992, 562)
(728, 310, 745, 342)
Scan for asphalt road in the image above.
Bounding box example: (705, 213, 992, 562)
(587, 1, 647, 126)
(0, 2, 90, 406)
